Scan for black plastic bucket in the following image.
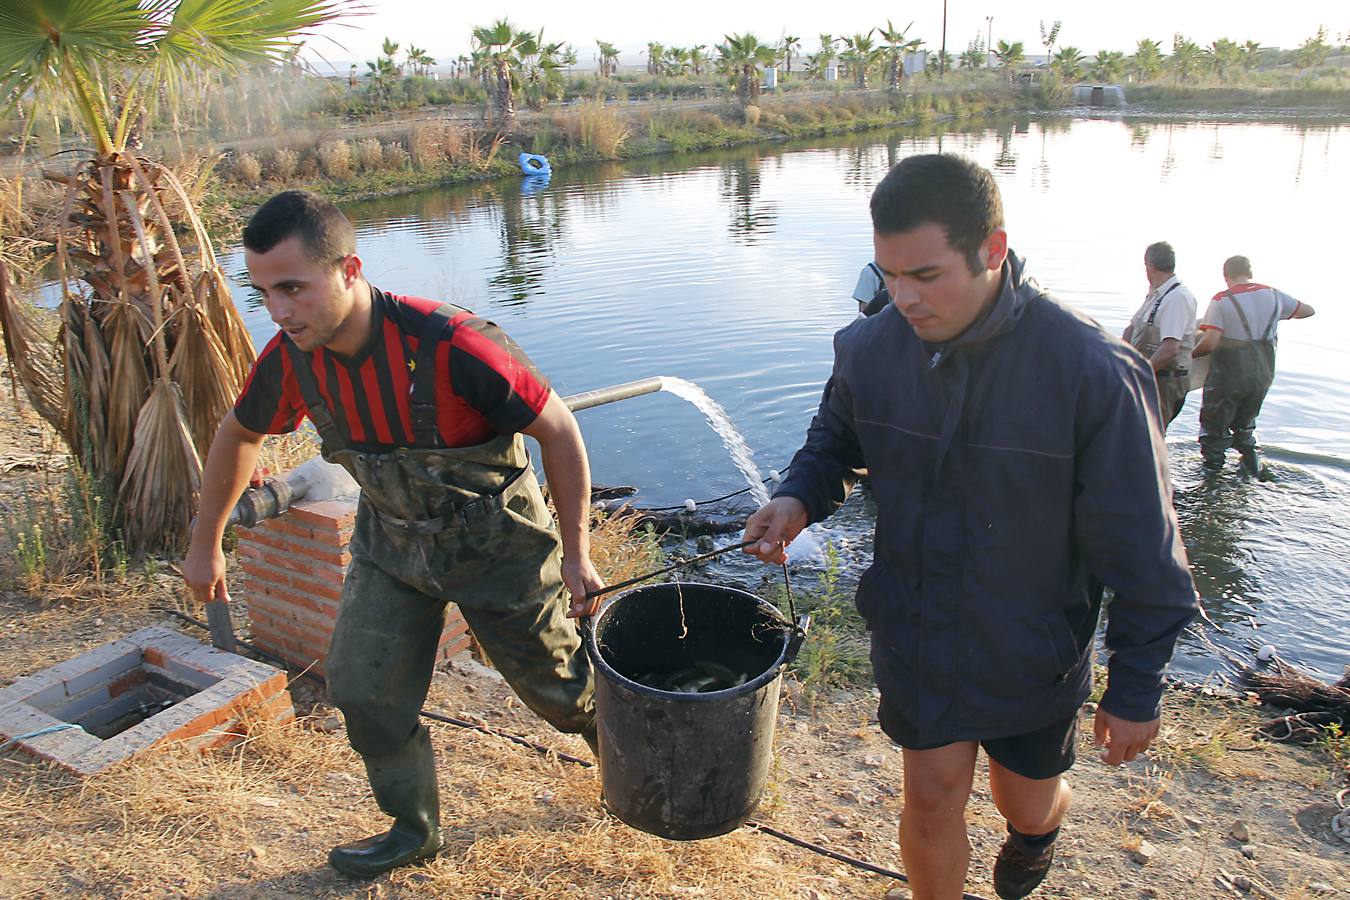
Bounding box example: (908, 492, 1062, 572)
(585, 582, 806, 840)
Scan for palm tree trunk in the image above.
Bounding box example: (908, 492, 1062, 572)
(495, 61, 515, 125)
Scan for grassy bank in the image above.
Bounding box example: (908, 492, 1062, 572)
(1127, 81, 1350, 112)
(214, 85, 1022, 213)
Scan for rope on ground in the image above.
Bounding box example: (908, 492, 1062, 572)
(166, 609, 998, 898)
(0, 722, 83, 752)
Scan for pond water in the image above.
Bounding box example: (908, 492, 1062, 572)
(215, 114, 1349, 682)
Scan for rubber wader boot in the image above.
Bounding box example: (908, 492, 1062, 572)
(1238, 446, 1273, 481)
(329, 726, 441, 878)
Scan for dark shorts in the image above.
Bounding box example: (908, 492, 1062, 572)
(878, 699, 1078, 781)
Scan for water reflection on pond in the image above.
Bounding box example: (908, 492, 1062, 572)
(218, 114, 1350, 681)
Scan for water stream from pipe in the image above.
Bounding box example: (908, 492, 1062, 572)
(657, 376, 772, 508)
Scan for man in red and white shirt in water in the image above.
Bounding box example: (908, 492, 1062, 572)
(1192, 254, 1316, 477)
(184, 191, 603, 879)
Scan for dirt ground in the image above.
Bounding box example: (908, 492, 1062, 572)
(0, 395, 1346, 900)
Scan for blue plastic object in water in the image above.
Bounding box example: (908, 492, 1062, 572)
(521, 173, 551, 195)
(518, 152, 551, 176)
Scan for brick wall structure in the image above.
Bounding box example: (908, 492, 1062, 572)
(237, 495, 471, 677)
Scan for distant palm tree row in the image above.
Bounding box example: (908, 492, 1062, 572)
(356, 21, 1345, 122)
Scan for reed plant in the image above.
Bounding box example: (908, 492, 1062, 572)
(556, 101, 631, 159)
(231, 152, 263, 185)
(353, 138, 384, 172)
(316, 140, 353, 179)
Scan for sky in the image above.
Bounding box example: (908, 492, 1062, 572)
(306, 0, 1346, 67)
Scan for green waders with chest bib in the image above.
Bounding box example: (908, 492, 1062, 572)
(1128, 281, 1192, 427)
(1199, 293, 1280, 475)
(282, 305, 595, 878)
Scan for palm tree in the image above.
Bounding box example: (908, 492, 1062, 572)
(1208, 38, 1242, 79)
(406, 45, 436, 77)
(779, 34, 800, 76)
(365, 56, 397, 107)
(596, 40, 620, 78)
(664, 46, 691, 76)
(1132, 38, 1164, 80)
(1169, 34, 1205, 82)
(878, 20, 922, 91)
(993, 39, 1024, 80)
(381, 37, 402, 76)
(840, 32, 881, 88)
(1051, 46, 1085, 81)
(0, 0, 350, 555)
(1241, 40, 1261, 71)
(1092, 50, 1126, 82)
(646, 42, 665, 75)
(520, 33, 568, 109)
(689, 44, 708, 77)
(719, 33, 776, 105)
(472, 19, 534, 125)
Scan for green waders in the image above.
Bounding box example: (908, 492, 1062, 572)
(282, 308, 595, 879)
(1128, 284, 1193, 428)
(1198, 299, 1280, 475)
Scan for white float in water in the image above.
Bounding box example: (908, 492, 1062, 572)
(1256, 644, 1277, 662)
(684, 498, 697, 512)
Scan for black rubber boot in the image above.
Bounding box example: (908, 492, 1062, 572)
(1237, 447, 1273, 481)
(329, 725, 441, 879)
(993, 824, 1059, 899)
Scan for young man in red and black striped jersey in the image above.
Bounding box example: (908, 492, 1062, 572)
(183, 191, 603, 879)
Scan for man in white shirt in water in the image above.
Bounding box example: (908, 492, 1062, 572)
(1122, 241, 1197, 428)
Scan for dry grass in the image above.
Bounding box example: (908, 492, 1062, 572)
(257, 427, 322, 476)
(231, 152, 262, 185)
(352, 138, 383, 172)
(316, 140, 352, 179)
(557, 102, 631, 159)
(0, 715, 348, 898)
(587, 508, 663, 587)
(268, 146, 299, 182)
(0, 695, 830, 899)
(408, 121, 504, 172)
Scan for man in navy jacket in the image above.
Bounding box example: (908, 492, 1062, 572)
(744, 155, 1197, 900)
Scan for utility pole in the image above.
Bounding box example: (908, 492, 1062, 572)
(940, 0, 948, 77)
(986, 16, 994, 68)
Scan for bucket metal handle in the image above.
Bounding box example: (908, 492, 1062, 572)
(784, 614, 811, 666)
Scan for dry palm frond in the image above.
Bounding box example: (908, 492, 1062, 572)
(119, 379, 201, 555)
(169, 300, 237, 459)
(61, 300, 92, 464)
(103, 302, 151, 478)
(196, 268, 256, 386)
(0, 260, 65, 429)
(126, 154, 193, 295)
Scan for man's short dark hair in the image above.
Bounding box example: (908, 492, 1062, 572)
(1223, 255, 1253, 280)
(1145, 241, 1176, 273)
(869, 154, 1003, 274)
(242, 190, 355, 265)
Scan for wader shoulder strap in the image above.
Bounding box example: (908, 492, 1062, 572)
(408, 305, 459, 447)
(1146, 281, 1182, 326)
(282, 338, 347, 453)
(1226, 291, 1279, 343)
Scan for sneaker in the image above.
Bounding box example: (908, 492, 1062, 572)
(993, 825, 1059, 899)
